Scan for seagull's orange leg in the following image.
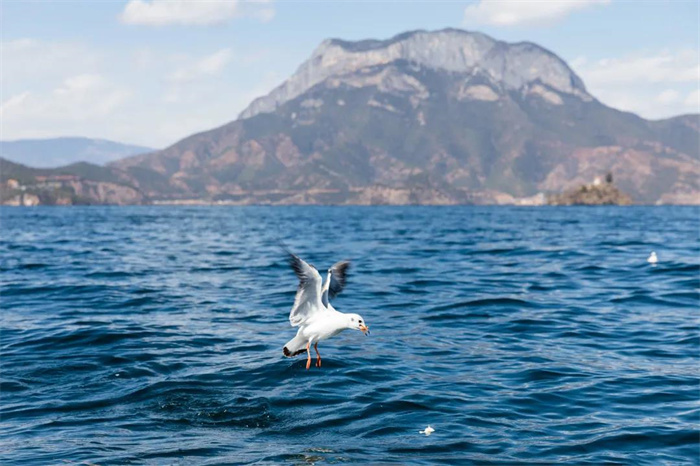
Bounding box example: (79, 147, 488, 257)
(305, 341, 311, 370)
(314, 342, 322, 367)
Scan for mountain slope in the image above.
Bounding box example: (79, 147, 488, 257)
(0, 158, 145, 205)
(0, 137, 153, 168)
(112, 29, 700, 205)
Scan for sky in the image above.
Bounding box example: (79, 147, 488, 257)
(2, 0, 699, 148)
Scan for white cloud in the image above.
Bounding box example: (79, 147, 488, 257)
(578, 50, 699, 85)
(0, 92, 30, 117)
(133, 48, 157, 70)
(464, 0, 610, 27)
(1, 39, 125, 141)
(120, 0, 274, 26)
(685, 89, 700, 110)
(655, 89, 679, 105)
(2, 74, 131, 139)
(167, 48, 232, 83)
(1, 37, 277, 147)
(1, 39, 101, 87)
(55, 74, 103, 94)
(571, 49, 700, 119)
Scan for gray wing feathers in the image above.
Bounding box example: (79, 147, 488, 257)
(329, 261, 350, 299)
(287, 253, 323, 327)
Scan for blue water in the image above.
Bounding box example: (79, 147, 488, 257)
(1, 206, 699, 465)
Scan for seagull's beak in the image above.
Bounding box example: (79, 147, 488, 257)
(359, 324, 370, 336)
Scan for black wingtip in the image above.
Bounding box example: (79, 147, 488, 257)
(284, 249, 310, 288)
(276, 240, 293, 258)
(276, 240, 298, 268)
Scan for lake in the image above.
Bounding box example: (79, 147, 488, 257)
(1, 206, 698, 464)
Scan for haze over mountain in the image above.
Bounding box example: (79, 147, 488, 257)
(5, 29, 699, 205)
(0, 137, 153, 168)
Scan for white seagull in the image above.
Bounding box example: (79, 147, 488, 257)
(282, 252, 369, 369)
(648, 251, 658, 264)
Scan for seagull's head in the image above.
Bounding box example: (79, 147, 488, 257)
(347, 313, 370, 336)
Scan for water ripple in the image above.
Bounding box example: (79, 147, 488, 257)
(1, 206, 698, 465)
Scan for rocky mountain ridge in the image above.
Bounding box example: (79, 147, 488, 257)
(240, 28, 590, 119)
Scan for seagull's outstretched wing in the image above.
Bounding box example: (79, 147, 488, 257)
(329, 261, 350, 298)
(321, 260, 350, 307)
(287, 253, 324, 327)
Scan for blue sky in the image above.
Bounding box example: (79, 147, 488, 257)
(2, 0, 698, 148)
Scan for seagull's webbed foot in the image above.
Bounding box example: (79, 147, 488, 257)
(314, 342, 322, 368)
(306, 342, 311, 370)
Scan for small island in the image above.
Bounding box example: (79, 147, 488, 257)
(548, 173, 633, 206)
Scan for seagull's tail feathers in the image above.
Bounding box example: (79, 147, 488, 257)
(283, 334, 308, 357)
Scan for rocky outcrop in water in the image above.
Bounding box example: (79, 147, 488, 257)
(548, 180, 633, 206)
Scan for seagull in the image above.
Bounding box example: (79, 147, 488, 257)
(282, 252, 369, 369)
(648, 251, 658, 264)
(419, 426, 435, 436)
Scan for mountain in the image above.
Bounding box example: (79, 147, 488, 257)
(0, 158, 145, 205)
(106, 29, 696, 205)
(1, 137, 153, 168)
(239, 29, 591, 119)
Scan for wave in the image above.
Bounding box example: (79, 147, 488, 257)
(2, 205, 698, 465)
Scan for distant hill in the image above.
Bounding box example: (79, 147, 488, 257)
(0, 137, 153, 168)
(0, 158, 145, 205)
(112, 29, 699, 205)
